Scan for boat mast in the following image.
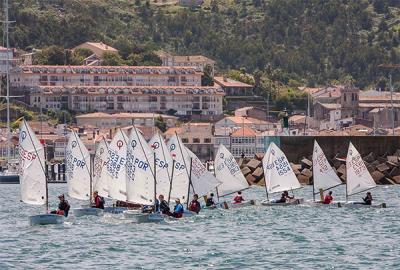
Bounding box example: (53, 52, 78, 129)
(167, 158, 175, 203)
(186, 157, 193, 210)
(153, 152, 157, 209)
(4, 0, 11, 161)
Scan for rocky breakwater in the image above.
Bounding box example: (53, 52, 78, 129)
(240, 150, 400, 186)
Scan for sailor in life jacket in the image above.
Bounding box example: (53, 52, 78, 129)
(51, 194, 70, 217)
(188, 194, 201, 214)
(206, 193, 216, 207)
(172, 198, 184, 218)
(323, 191, 333, 204)
(233, 191, 244, 204)
(92, 191, 105, 209)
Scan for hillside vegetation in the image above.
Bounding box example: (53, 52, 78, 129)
(4, 0, 400, 90)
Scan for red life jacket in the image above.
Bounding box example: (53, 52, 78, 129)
(176, 212, 183, 218)
(233, 196, 243, 204)
(324, 195, 333, 204)
(56, 209, 65, 216)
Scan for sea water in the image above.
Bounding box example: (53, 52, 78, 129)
(0, 184, 399, 269)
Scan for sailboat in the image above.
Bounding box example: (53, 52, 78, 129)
(261, 142, 304, 206)
(148, 132, 173, 201)
(311, 140, 343, 205)
(344, 142, 386, 208)
(19, 120, 64, 225)
(93, 138, 109, 198)
(103, 129, 131, 214)
(214, 144, 254, 209)
(186, 147, 222, 202)
(167, 134, 191, 204)
(123, 126, 163, 223)
(66, 131, 103, 217)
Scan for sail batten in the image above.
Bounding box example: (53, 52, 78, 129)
(106, 129, 128, 201)
(346, 143, 376, 197)
(262, 142, 301, 195)
(19, 120, 46, 205)
(66, 131, 91, 201)
(214, 144, 249, 197)
(312, 141, 342, 193)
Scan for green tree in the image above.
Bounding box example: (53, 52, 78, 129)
(154, 116, 167, 132)
(201, 64, 214, 86)
(34, 46, 66, 65)
(102, 52, 125, 66)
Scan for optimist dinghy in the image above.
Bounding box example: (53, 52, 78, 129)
(260, 142, 304, 206)
(66, 131, 104, 217)
(214, 144, 254, 209)
(19, 120, 64, 226)
(306, 140, 343, 207)
(343, 143, 386, 208)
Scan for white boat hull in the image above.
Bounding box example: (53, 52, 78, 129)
(73, 208, 104, 217)
(304, 200, 343, 207)
(29, 214, 64, 226)
(343, 201, 387, 208)
(261, 198, 304, 206)
(123, 210, 164, 223)
(224, 200, 256, 209)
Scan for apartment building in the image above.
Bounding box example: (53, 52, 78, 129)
(11, 65, 202, 88)
(157, 51, 215, 75)
(30, 85, 224, 116)
(76, 112, 178, 128)
(0, 46, 18, 74)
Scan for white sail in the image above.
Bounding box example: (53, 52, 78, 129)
(215, 144, 249, 197)
(186, 148, 222, 198)
(149, 133, 172, 198)
(19, 120, 46, 205)
(262, 142, 301, 194)
(93, 139, 109, 198)
(106, 129, 128, 201)
(167, 134, 190, 203)
(346, 142, 376, 196)
(66, 131, 91, 200)
(312, 140, 342, 192)
(126, 127, 155, 205)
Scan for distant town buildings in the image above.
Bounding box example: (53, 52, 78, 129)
(214, 76, 253, 96)
(0, 46, 18, 74)
(72, 42, 119, 66)
(76, 112, 178, 128)
(11, 65, 201, 88)
(30, 85, 224, 116)
(156, 51, 215, 75)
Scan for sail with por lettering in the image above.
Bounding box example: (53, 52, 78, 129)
(66, 131, 91, 200)
(262, 142, 301, 194)
(312, 140, 342, 192)
(214, 144, 249, 197)
(126, 126, 155, 205)
(149, 133, 172, 198)
(186, 148, 222, 198)
(346, 142, 376, 196)
(19, 120, 46, 205)
(106, 129, 128, 201)
(167, 134, 190, 203)
(93, 139, 109, 198)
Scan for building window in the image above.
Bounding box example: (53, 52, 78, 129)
(193, 138, 200, 143)
(204, 138, 211, 143)
(182, 138, 188, 143)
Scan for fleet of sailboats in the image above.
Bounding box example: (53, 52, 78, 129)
(16, 121, 388, 225)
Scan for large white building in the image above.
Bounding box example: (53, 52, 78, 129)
(30, 85, 225, 116)
(11, 65, 202, 88)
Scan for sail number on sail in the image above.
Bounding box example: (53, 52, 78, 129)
(217, 154, 240, 175)
(314, 152, 329, 172)
(348, 151, 365, 176)
(266, 156, 291, 176)
(107, 149, 126, 178)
